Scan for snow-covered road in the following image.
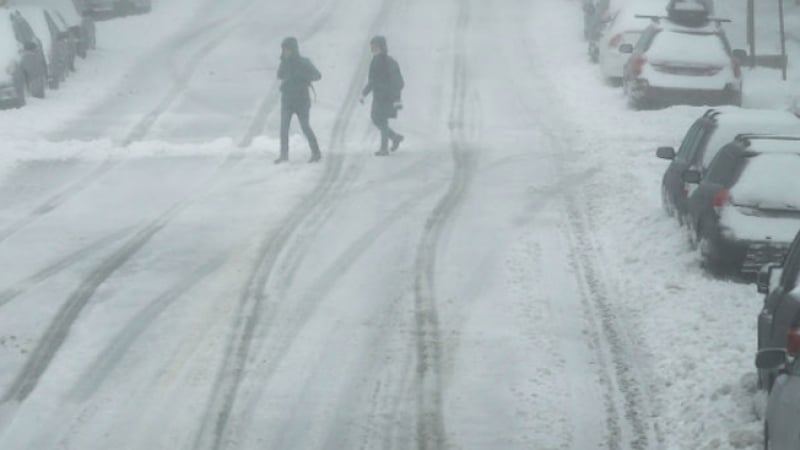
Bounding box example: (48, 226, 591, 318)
(0, 0, 773, 448)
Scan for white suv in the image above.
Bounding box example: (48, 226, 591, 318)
(621, 3, 744, 109)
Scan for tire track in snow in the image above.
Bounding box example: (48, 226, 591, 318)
(0, 2, 261, 248)
(412, 1, 474, 448)
(0, 158, 119, 246)
(0, 227, 132, 308)
(191, 1, 399, 447)
(0, 152, 248, 406)
(513, 1, 661, 447)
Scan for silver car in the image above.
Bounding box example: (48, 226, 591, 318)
(757, 349, 800, 449)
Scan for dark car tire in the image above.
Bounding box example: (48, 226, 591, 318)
(31, 74, 46, 99)
(14, 78, 26, 109)
(661, 185, 675, 218)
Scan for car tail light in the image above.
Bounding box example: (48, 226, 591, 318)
(609, 33, 623, 48)
(732, 59, 742, 78)
(788, 327, 800, 356)
(633, 56, 647, 77)
(712, 189, 729, 214)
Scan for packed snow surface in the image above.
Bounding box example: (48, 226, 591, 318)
(0, 0, 796, 449)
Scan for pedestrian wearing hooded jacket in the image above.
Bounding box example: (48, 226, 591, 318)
(276, 37, 322, 164)
(361, 36, 405, 156)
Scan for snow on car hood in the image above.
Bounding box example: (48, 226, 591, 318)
(647, 31, 730, 66)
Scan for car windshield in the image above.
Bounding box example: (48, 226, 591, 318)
(648, 31, 729, 65)
(732, 153, 800, 210)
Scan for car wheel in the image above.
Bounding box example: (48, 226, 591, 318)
(661, 185, 675, 218)
(14, 77, 26, 108)
(31, 73, 46, 99)
(687, 221, 699, 250)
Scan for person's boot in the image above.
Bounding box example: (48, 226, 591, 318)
(391, 134, 404, 152)
(309, 153, 322, 163)
(274, 155, 288, 164)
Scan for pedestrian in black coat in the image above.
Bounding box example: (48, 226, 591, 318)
(276, 37, 322, 164)
(361, 36, 404, 156)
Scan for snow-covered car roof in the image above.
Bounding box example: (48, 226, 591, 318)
(702, 110, 800, 167)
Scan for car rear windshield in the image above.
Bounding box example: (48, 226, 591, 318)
(732, 153, 800, 211)
(648, 31, 730, 65)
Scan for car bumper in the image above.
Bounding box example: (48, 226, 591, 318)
(630, 81, 740, 106)
(706, 234, 790, 275)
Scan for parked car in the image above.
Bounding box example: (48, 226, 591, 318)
(595, 1, 664, 83)
(0, 9, 48, 109)
(621, 3, 745, 109)
(657, 108, 800, 225)
(78, 0, 151, 18)
(682, 135, 800, 274)
(32, 0, 95, 58)
(755, 347, 800, 450)
(756, 229, 800, 391)
(14, 5, 71, 89)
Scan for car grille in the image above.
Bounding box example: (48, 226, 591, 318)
(741, 243, 791, 274)
(651, 64, 722, 76)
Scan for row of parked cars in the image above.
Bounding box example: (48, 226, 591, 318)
(584, 0, 745, 109)
(0, 0, 97, 109)
(585, 1, 800, 448)
(0, 0, 152, 110)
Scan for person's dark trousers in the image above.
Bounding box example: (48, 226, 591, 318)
(280, 102, 320, 159)
(371, 110, 398, 152)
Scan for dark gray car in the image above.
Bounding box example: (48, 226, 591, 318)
(656, 108, 800, 226)
(0, 10, 47, 109)
(757, 229, 800, 391)
(682, 136, 800, 275)
(756, 348, 800, 450)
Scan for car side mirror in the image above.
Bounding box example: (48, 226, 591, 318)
(758, 264, 780, 294)
(732, 49, 748, 65)
(656, 146, 676, 160)
(23, 42, 37, 52)
(619, 44, 634, 55)
(682, 170, 701, 184)
(756, 348, 788, 370)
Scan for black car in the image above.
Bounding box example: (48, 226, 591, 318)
(756, 228, 800, 391)
(682, 135, 800, 274)
(657, 108, 800, 225)
(0, 10, 48, 109)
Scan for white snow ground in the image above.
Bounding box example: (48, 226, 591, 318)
(0, 0, 795, 448)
